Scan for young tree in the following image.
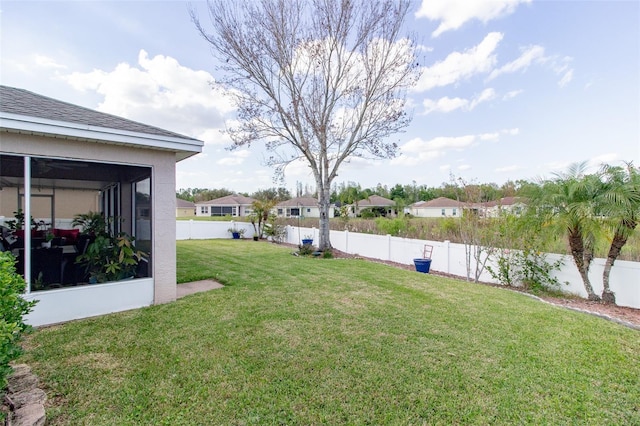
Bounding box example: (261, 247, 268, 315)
(599, 162, 640, 304)
(191, 0, 420, 250)
(530, 162, 603, 300)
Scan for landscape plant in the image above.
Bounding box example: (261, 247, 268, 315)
(0, 252, 36, 407)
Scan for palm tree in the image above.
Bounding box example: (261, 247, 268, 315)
(599, 162, 640, 304)
(533, 162, 603, 301)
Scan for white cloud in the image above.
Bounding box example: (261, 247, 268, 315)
(457, 164, 471, 171)
(495, 165, 522, 172)
(216, 149, 251, 166)
(416, 0, 531, 37)
(503, 89, 523, 100)
(421, 88, 496, 114)
(33, 54, 67, 70)
(488, 45, 545, 81)
(414, 32, 503, 92)
(558, 69, 573, 87)
(63, 49, 234, 139)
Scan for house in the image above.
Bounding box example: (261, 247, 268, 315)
(275, 197, 334, 218)
(176, 198, 195, 217)
(353, 195, 395, 217)
(194, 194, 255, 217)
(409, 197, 463, 218)
(0, 85, 202, 326)
(480, 197, 526, 217)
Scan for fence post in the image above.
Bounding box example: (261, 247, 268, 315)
(387, 234, 392, 260)
(345, 229, 349, 253)
(444, 240, 450, 274)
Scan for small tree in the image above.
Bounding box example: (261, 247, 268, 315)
(249, 200, 277, 238)
(599, 162, 640, 303)
(191, 0, 420, 250)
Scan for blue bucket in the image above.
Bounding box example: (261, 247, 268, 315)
(414, 258, 432, 273)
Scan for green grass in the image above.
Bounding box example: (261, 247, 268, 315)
(22, 240, 640, 425)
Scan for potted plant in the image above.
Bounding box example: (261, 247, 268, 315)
(253, 233, 259, 241)
(72, 211, 109, 237)
(76, 233, 144, 283)
(227, 226, 245, 239)
(41, 232, 55, 248)
(301, 234, 314, 246)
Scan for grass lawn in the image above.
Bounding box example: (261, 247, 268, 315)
(22, 240, 640, 425)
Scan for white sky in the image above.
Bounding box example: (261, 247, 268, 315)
(1, 0, 638, 194)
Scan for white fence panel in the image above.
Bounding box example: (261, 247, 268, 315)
(176, 221, 640, 308)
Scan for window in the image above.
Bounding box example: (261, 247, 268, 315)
(210, 206, 236, 216)
(200, 206, 209, 214)
(277, 208, 283, 215)
(452, 208, 457, 216)
(306, 208, 311, 213)
(441, 208, 445, 216)
(290, 207, 300, 217)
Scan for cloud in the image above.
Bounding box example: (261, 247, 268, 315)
(416, 0, 531, 37)
(457, 164, 471, 171)
(33, 54, 67, 70)
(414, 32, 503, 92)
(488, 45, 546, 81)
(62, 49, 234, 139)
(503, 89, 523, 100)
(495, 165, 523, 173)
(421, 88, 496, 114)
(216, 149, 251, 166)
(558, 69, 573, 87)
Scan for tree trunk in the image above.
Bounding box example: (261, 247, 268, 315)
(602, 219, 636, 304)
(317, 184, 332, 251)
(568, 229, 600, 301)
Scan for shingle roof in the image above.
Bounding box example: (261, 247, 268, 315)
(0, 85, 198, 141)
(412, 197, 463, 208)
(277, 197, 319, 207)
(357, 195, 394, 207)
(176, 198, 195, 208)
(198, 194, 255, 206)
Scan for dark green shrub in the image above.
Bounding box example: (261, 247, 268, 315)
(0, 251, 37, 398)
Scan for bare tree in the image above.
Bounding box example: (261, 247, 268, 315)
(191, 0, 420, 250)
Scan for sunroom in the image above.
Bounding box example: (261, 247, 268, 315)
(0, 86, 202, 326)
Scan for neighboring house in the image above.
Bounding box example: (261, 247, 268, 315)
(409, 197, 463, 218)
(479, 197, 526, 217)
(0, 85, 202, 326)
(353, 195, 395, 217)
(176, 197, 195, 217)
(195, 194, 255, 217)
(275, 197, 334, 218)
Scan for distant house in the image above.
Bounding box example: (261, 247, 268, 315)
(0, 85, 202, 326)
(480, 197, 526, 217)
(176, 198, 195, 217)
(353, 195, 395, 217)
(409, 197, 463, 218)
(194, 194, 255, 217)
(275, 197, 334, 218)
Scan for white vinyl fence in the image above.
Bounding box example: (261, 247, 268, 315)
(176, 221, 640, 309)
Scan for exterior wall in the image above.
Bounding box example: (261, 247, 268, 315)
(412, 207, 459, 218)
(176, 207, 195, 217)
(276, 206, 335, 218)
(2, 132, 179, 306)
(24, 278, 154, 326)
